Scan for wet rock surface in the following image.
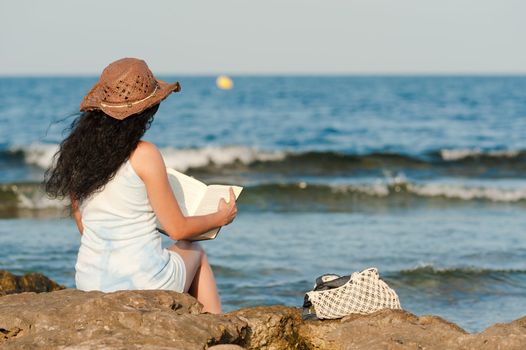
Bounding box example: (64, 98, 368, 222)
(0, 273, 525, 349)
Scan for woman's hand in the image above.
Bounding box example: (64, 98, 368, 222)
(217, 187, 238, 226)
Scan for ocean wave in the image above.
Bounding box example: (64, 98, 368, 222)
(4, 144, 60, 169)
(160, 146, 285, 172)
(3, 144, 526, 175)
(406, 182, 526, 202)
(393, 265, 526, 278)
(332, 181, 526, 203)
(0, 183, 67, 219)
(3, 143, 286, 172)
(439, 148, 521, 161)
(3, 179, 526, 218)
(384, 265, 526, 291)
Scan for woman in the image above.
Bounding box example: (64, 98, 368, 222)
(45, 58, 236, 314)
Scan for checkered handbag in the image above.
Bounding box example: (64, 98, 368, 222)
(302, 267, 401, 320)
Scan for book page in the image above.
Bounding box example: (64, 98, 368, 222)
(194, 185, 243, 216)
(166, 168, 208, 216)
(189, 185, 243, 241)
(159, 169, 243, 241)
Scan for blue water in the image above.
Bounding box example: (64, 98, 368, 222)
(1, 76, 526, 332)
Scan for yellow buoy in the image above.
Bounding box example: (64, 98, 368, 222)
(216, 75, 234, 90)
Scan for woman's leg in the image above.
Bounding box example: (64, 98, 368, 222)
(168, 241, 221, 314)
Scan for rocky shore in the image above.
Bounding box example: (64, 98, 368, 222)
(1, 271, 525, 349)
(0, 270, 64, 296)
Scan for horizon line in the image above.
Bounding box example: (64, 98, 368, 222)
(1, 71, 526, 78)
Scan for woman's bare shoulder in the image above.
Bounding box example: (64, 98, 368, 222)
(129, 141, 166, 179)
(133, 140, 160, 156)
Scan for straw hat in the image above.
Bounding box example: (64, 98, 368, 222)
(80, 58, 181, 120)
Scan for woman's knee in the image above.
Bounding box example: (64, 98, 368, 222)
(174, 240, 204, 254)
(168, 241, 209, 270)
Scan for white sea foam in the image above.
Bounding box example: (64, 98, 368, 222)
(17, 192, 67, 209)
(440, 148, 520, 161)
(333, 180, 389, 198)
(407, 183, 526, 202)
(332, 173, 408, 197)
(332, 178, 526, 203)
(11, 143, 286, 171)
(159, 146, 286, 171)
(10, 143, 59, 169)
(0, 183, 67, 210)
(332, 183, 390, 197)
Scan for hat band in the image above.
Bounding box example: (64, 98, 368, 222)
(100, 84, 159, 108)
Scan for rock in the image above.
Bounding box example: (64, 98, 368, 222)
(298, 309, 467, 350)
(231, 306, 305, 350)
(0, 285, 525, 349)
(0, 289, 246, 349)
(0, 270, 64, 296)
(455, 316, 526, 350)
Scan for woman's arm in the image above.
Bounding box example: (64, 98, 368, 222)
(71, 197, 84, 235)
(130, 141, 237, 241)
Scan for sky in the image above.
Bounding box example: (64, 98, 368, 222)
(0, 0, 525, 75)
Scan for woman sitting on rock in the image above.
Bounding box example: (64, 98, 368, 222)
(45, 58, 237, 314)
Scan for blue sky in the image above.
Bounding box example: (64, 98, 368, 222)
(1, 0, 525, 75)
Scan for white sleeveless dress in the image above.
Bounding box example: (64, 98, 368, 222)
(75, 160, 186, 292)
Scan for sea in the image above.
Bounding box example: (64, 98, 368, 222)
(1, 76, 525, 332)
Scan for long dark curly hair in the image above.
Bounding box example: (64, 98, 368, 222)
(45, 104, 159, 202)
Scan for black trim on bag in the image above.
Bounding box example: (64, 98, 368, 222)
(314, 275, 352, 291)
(302, 294, 319, 320)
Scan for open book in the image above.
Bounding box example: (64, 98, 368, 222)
(157, 168, 243, 241)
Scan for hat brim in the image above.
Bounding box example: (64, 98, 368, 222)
(80, 79, 181, 120)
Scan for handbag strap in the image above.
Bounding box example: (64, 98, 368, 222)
(314, 275, 352, 291)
